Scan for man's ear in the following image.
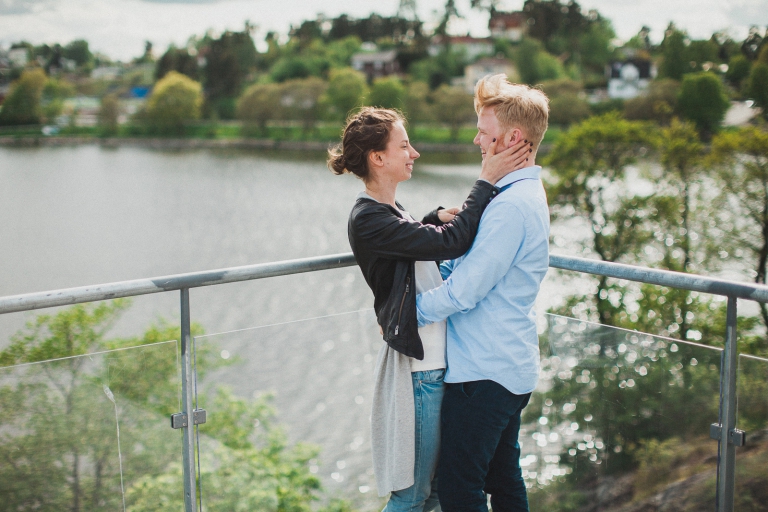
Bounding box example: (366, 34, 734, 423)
(506, 128, 523, 147)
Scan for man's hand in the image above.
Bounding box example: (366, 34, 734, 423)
(478, 138, 533, 184)
(437, 207, 460, 223)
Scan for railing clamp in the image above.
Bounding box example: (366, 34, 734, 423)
(170, 409, 207, 429)
(709, 423, 746, 446)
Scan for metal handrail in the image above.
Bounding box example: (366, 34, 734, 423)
(1, 253, 766, 315)
(1, 252, 765, 512)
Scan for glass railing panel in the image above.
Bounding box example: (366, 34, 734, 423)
(0, 341, 181, 510)
(735, 353, 768, 508)
(193, 309, 382, 511)
(526, 314, 722, 511)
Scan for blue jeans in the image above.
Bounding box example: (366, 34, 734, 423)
(438, 380, 531, 512)
(384, 368, 445, 512)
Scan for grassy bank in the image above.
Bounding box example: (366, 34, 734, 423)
(0, 121, 564, 147)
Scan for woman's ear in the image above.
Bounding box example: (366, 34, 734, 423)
(368, 150, 384, 169)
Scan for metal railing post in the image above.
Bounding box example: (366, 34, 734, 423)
(180, 288, 198, 512)
(717, 296, 739, 512)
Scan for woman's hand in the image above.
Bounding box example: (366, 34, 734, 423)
(437, 207, 460, 223)
(478, 138, 533, 185)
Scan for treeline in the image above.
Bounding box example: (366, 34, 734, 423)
(2, 0, 766, 136)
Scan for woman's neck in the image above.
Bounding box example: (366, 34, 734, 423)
(365, 180, 397, 208)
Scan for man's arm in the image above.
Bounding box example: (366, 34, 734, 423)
(416, 200, 527, 326)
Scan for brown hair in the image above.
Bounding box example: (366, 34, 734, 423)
(474, 74, 549, 150)
(328, 107, 405, 181)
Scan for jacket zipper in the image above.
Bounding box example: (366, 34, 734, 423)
(394, 277, 410, 336)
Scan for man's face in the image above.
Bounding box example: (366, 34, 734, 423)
(473, 107, 504, 161)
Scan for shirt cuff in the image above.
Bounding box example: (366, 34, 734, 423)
(416, 294, 430, 327)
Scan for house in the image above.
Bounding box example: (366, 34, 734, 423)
(7, 47, 29, 68)
(351, 49, 400, 82)
(489, 12, 527, 42)
(463, 57, 518, 94)
(606, 59, 656, 99)
(428, 36, 494, 60)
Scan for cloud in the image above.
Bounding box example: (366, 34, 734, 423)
(139, 0, 227, 3)
(0, 0, 54, 15)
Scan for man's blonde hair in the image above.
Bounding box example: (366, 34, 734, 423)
(474, 74, 549, 149)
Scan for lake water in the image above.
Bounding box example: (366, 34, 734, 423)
(0, 144, 586, 508)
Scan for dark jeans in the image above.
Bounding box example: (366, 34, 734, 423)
(437, 380, 531, 512)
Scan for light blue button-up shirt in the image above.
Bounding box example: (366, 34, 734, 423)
(416, 166, 550, 395)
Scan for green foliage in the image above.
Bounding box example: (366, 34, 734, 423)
(516, 38, 564, 85)
(404, 81, 433, 124)
(542, 79, 590, 126)
(747, 63, 768, 119)
(677, 72, 730, 139)
(623, 79, 679, 125)
(0, 67, 47, 125)
(577, 19, 616, 75)
(324, 67, 368, 122)
(237, 82, 281, 135)
(0, 303, 353, 511)
(659, 26, 689, 80)
(726, 55, 752, 90)
(144, 70, 203, 134)
(203, 29, 258, 105)
(278, 77, 328, 134)
(409, 48, 467, 90)
(709, 127, 768, 339)
(431, 84, 475, 141)
(546, 113, 659, 324)
(155, 45, 199, 81)
(63, 39, 93, 68)
(368, 76, 406, 110)
(98, 94, 120, 136)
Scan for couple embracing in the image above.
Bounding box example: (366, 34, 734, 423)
(328, 74, 550, 512)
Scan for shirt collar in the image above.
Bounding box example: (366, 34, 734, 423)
(495, 166, 541, 189)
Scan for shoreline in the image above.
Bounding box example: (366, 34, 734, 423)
(0, 135, 481, 153)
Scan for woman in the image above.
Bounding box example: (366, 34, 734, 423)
(328, 107, 530, 511)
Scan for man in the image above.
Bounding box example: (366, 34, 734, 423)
(415, 74, 550, 512)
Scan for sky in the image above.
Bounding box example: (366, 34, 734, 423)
(0, 0, 766, 61)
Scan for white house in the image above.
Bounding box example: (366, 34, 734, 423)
(489, 12, 527, 42)
(351, 50, 400, 83)
(463, 58, 518, 94)
(428, 36, 494, 60)
(606, 59, 656, 100)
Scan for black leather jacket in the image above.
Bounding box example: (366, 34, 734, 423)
(348, 180, 499, 359)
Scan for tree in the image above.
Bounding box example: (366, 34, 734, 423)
(203, 28, 259, 117)
(144, 71, 203, 134)
(278, 77, 327, 135)
(237, 83, 281, 136)
(62, 39, 93, 69)
(747, 63, 768, 120)
(324, 67, 368, 122)
(0, 302, 347, 511)
(368, 76, 406, 110)
(0, 67, 47, 125)
(404, 81, 433, 124)
(676, 72, 730, 140)
(516, 38, 565, 85)
(99, 94, 120, 136)
(155, 46, 199, 81)
(709, 127, 768, 338)
(623, 79, 680, 125)
(659, 24, 688, 80)
(725, 54, 751, 89)
(542, 79, 590, 126)
(546, 113, 658, 325)
(431, 84, 475, 140)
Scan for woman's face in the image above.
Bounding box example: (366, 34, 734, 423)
(376, 121, 420, 183)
